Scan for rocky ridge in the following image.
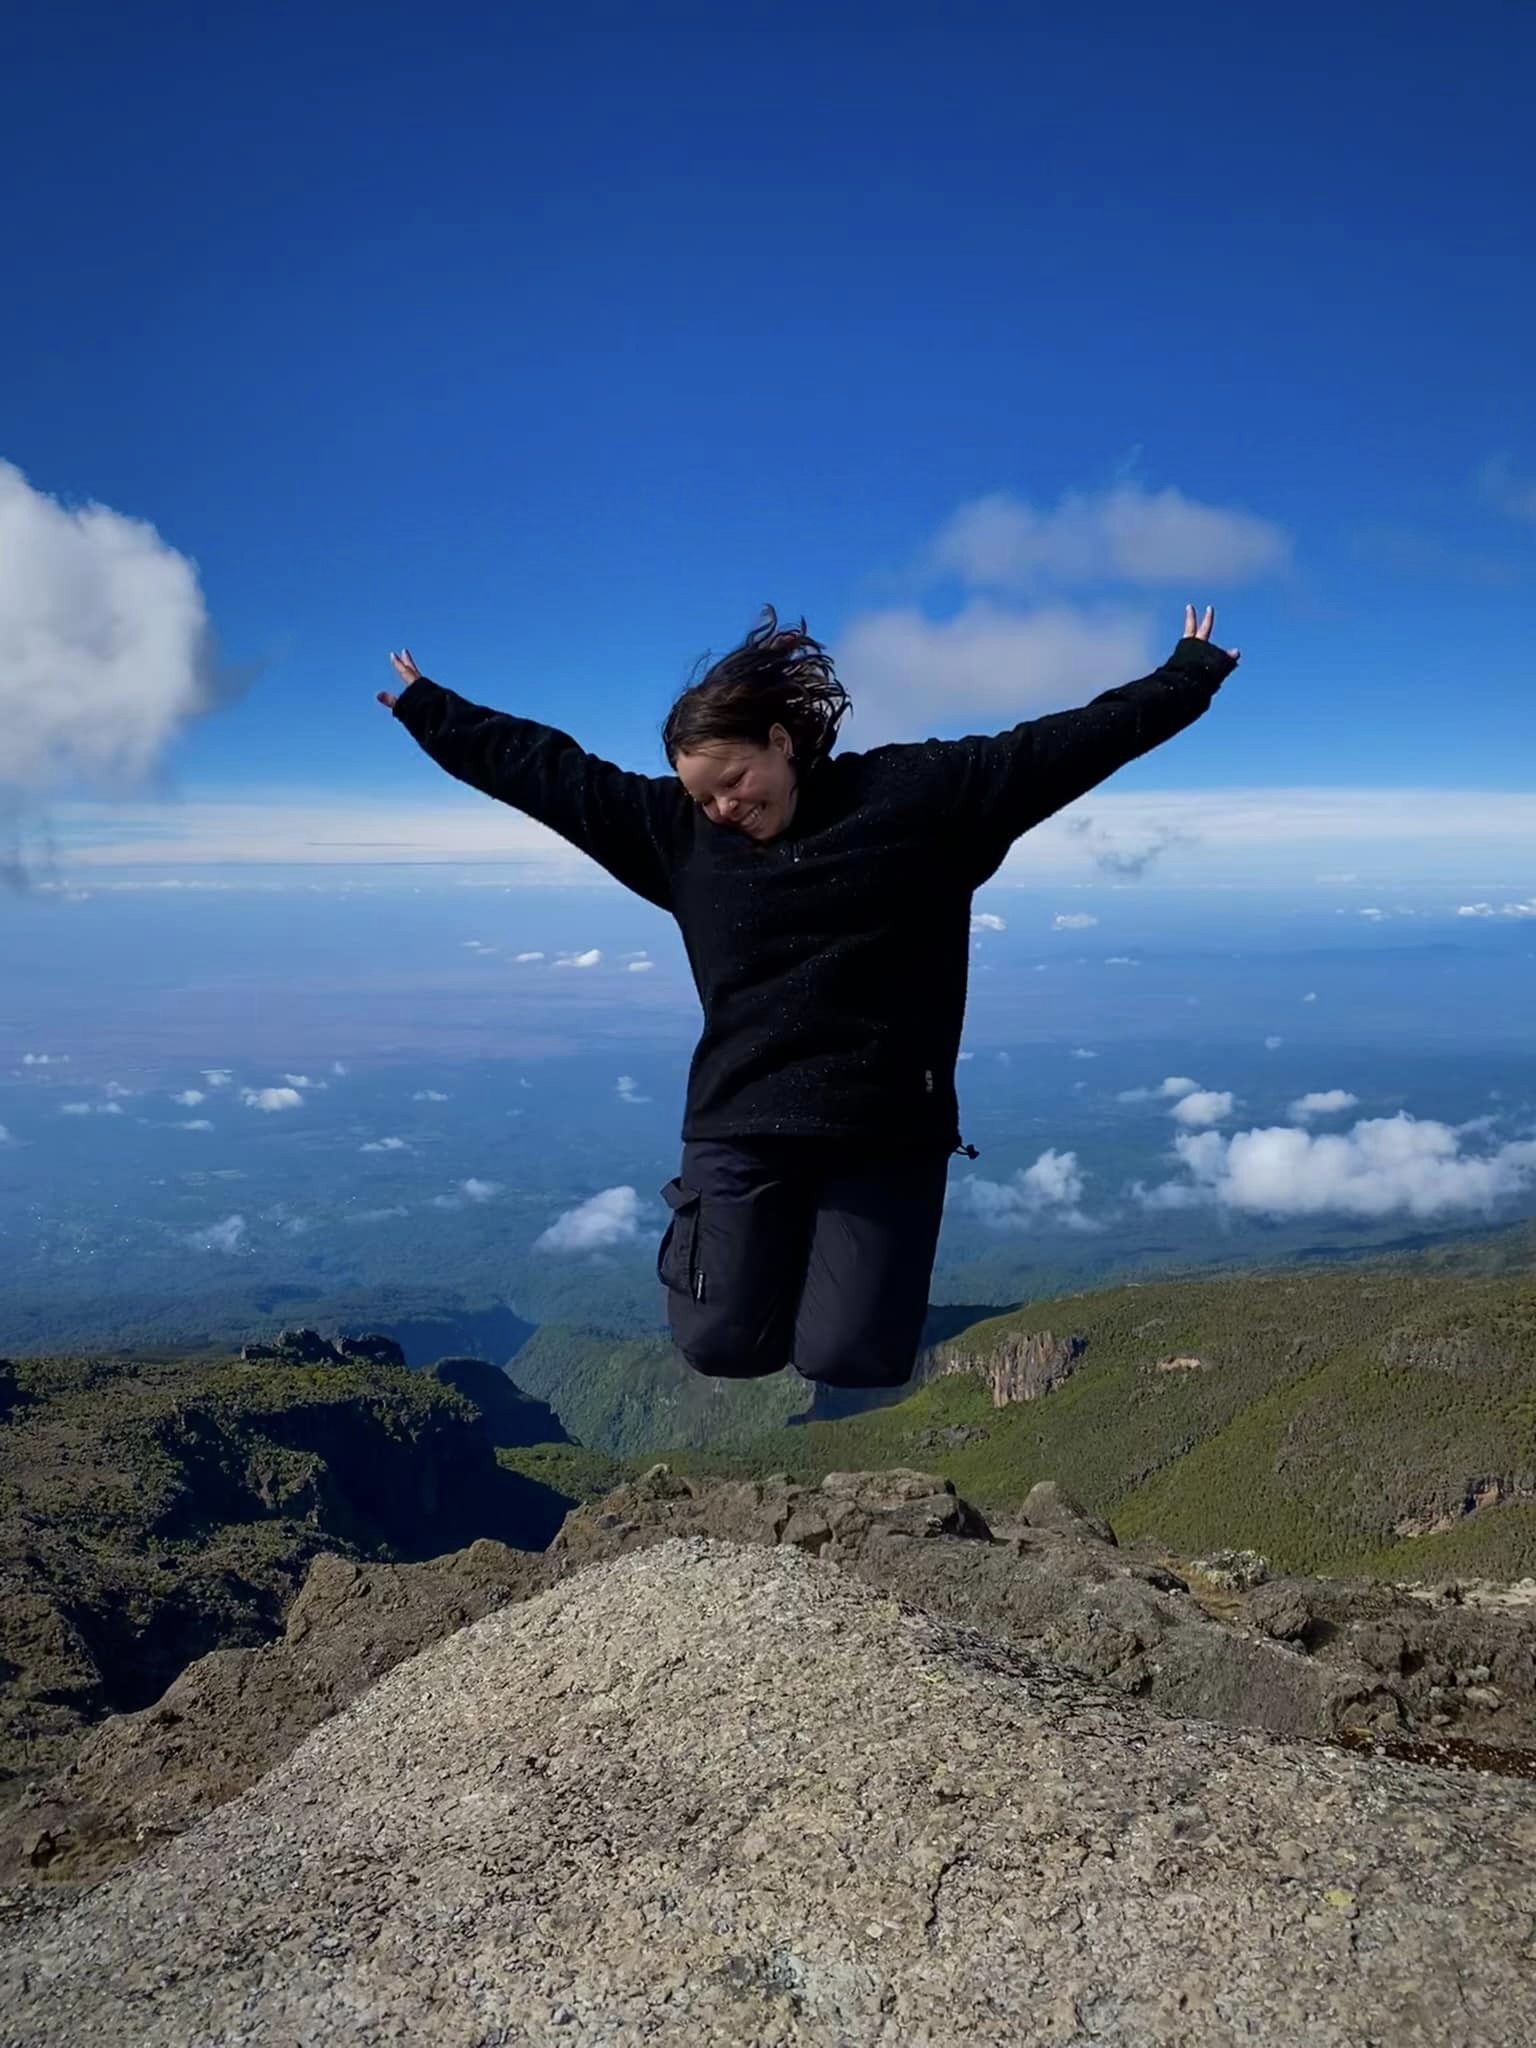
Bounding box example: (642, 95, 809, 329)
(3, 1536, 1534, 2047)
(8, 1464, 1536, 1892)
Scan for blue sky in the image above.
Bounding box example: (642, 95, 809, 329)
(1, 0, 1533, 892)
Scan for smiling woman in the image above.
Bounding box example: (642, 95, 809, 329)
(381, 600, 1239, 1408)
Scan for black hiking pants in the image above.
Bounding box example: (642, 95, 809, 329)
(656, 1134, 952, 1389)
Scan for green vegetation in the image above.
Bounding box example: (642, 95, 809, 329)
(647, 1262, 1536, 1580)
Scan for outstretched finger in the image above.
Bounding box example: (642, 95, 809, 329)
(1185, 603, 1196, 637)
(377, 690, 397, 708)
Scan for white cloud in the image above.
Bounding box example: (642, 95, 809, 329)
(281, 1073, 323, 1089)
(173, 1089, 205, 1107)
(353, 1205, 408, 1223)
(925, 482, 1291, 592)
(553, 948, 601, 969)
(514, 951, 546, 962)
(971, 912, 1007, 934)
(1052, 912, 1099, 931)
(1104, 955, 1138, 966)
(60, 1099, 124, 1117)
(626, 958, 656, 973)
(189, 1213, 247, 1253)
(533, 1184, 642, 1253)
(616, 1075, 651, 1105)
(948, 1148, 1097, 1232)
(60, 1102, 92, 1116)
(0, 459, 219, 799)
(1138, 1114, 1536, 1221)
(20, 1052, 68, 1065)
(1170, 1089, 1234, 1128)
(1302, 991, 1318, 1003)
(178, 1118, 214, 1131)
(332, 1061, 348, 1075)
(461, 1177, 500, 1201)
(241, 1086, 302, 1112)
(1264, 1035, 1284, 1051)
(1458, 898, 1536, 920)
(412, 1089, 449, 1102)
(202, 1069, 233, 1087)
(361, 1136, 408, 1152)
(1118, 1075, 1201, 1105)
(1289, 1089, 1359, 1122)
(0, 1124, 11, 1145)
(1070, 1047, 1098, 1060)
(103, 1080, 135, 1098)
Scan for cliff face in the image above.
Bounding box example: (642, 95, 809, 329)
(929, 1328, 1088, 1405)
(3, 1538, 1534, 2048)
(0, 1343, 568, 1804)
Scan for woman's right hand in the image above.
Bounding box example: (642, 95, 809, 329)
(377, 647, 423, 711)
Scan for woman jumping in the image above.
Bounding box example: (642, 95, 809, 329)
(379, 603, 1239, 1400)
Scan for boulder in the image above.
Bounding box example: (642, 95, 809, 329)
(3, 1539, 1533, 2047)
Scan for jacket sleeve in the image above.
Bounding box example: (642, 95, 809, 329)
(392, 676, 689, 910)
(931, 636, 1236, 883)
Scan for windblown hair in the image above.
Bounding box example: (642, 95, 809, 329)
(662, 605, 851, 769)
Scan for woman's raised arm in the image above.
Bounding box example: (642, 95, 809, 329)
(379, 649, 690, 911)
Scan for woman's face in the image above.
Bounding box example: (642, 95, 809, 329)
(674, 725, 798, 840)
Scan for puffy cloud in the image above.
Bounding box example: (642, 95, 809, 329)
(60, 1102, 92, 1116)
(1064, 813, 1195, 879)
(626, 958, 656, 973)
(177, 1118, 213, 1131)
(103, 1080, 136, 1098)
(281, 1073, 324, 1089)
(1302, 991, 1318, 1003)
(553, 948, 602, 969)
(1288, 1089, 1359, 1122)
(1117, 1075, 1201, 1105)
(514, 951, 546, 963)
(971, 912, 1007, 934)
(241, 1086, 302, 1112)
(361, 1136, 408, 1152)
(0, 458, 222, 798)
(1458, 899, 1536, 920)
(189, 1213, 247, 1253)
(412, 1089, 449, 1102)
(925, 482, 1291, 592)
(60, 1099, 123, 1116)
(616, 1075, 651, 1105)
(20, 1052, 68, 1065)
(1136, 1114, 1536, 1220)
(1052, 912, 1099, 931)
(1070, 1047, 1098, 1060)
(1170, 1089, 1234, 1128)
(0, 1123, 11, 1145)
(173, 1089, 205, 1107)
(202, 1069, 233, 1087)
(533, 1184, 640, 1252)
(948, 1148, 1097, 1233)
(1264, 1035, 1284, 1051)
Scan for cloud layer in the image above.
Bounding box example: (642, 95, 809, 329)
(0, 459, 219, 796)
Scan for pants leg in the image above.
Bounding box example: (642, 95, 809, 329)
(657, 1138, 818, 1380)
(791, 1145, 951, 1390)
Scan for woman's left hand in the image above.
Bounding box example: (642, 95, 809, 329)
(1185, 604, 1240, 665)
(377, 647, 423, 711)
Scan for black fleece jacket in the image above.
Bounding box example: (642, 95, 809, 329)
(392, 634, 1235, 1155)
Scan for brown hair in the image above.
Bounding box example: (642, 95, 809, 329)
(662, 604, 850, 768)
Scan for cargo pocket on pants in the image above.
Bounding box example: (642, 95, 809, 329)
(657, 1178, 706, 1301)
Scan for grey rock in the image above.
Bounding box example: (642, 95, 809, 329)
(2, 1539, 1533, 2046)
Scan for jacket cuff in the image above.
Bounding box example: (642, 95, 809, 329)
(1164, 636, 1237, 685)
(391, 675, 442, 736)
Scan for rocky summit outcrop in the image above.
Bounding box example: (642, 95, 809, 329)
(928, 1328, 1087, 1405)
(3, 1538, 1535, 2047)
(18, 1463, 1536, 1897)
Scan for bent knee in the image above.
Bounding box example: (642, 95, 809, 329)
(794, 1342, 916, 1391)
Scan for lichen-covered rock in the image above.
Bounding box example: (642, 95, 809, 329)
(3, 1539, 1533, 2047)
